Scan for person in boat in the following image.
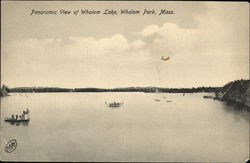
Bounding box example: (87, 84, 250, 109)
(23, 108, 30, 115)
(21, 114, 25, 120)
(15, 115, 18, 120)
(11, 114, 15, 120)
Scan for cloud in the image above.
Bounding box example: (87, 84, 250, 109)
(6, 33, 148, 68)
(140, 22, 201, 58)
(2, 33, 151, 87)
(130, 40, 145, 49)
(66, 34, 130, 57)
(138, 9, 248, 61)
(141, 24, 159, 37)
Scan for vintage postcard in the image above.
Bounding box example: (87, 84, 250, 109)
(0, 1, 249, 162)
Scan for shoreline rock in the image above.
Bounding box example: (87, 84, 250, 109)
(215, 80, 250, 110)
(0, 85, 10, 97)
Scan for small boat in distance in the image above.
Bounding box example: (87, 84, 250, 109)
(166, 100, 172, 102)
(203, 95, 214, 99)
(155, 99, 160, 101)
(106, 101, 123, 108)
(5, 108, 30, 123)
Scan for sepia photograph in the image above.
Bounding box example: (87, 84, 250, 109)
(0, 1, 249, 162)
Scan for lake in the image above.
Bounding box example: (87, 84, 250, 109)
(1, 93, 249, 162)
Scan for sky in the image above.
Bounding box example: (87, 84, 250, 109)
(1, 2, 249, 88)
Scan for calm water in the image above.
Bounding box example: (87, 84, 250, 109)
(1, 93, 249, 162)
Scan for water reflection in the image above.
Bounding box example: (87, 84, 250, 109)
(221, 102, 250, 122)
(5, 121, 29, 126)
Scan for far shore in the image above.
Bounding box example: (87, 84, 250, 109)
(2, 79, 249, 109)
(7, 86, 219, 93)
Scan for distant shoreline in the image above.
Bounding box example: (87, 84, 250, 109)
(2, 79, 250, 109)
(8, 86, 220, 93)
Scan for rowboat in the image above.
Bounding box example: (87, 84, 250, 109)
(5, 118, 30, 122)
(106, 101, 123, 108)
(108, 102, 122, 107)
(4, 108, 30, 123)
